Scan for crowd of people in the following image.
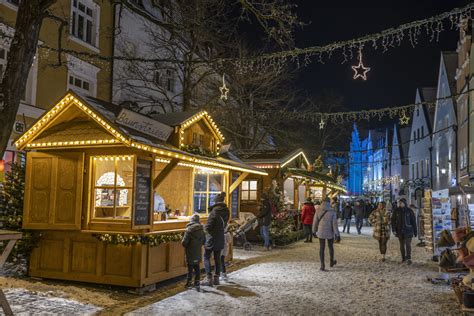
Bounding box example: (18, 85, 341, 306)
(181, 189, 419, 292)
(300, 197, 419, 270)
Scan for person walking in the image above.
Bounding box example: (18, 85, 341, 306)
(301, 197, 316, 243)
(368, 202, 391, 262)
(354, 200, 365, 234)
(258, 192, 273, 250)
(203, 192, 229, 286)
(342, 202, 353, 234)
(182, 214, 205, 291)
(391, 198, 417, 265)
(313, 198, 340, 271)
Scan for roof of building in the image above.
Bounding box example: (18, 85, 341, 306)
(150, 110, 202, 126)
(442, 51, 458, 94)
(419, 87, 437, 132)
(236, 148, 308, 165)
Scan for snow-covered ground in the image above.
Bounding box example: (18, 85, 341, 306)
(129, 227, 458, 316)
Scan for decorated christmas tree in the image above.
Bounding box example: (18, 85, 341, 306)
(0, 156, 40, 274)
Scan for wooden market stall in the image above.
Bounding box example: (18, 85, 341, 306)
(15, 91, 267, 288)
(237, 149, 346, 216)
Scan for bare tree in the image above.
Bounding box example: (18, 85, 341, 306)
(0, 0, 56, 157)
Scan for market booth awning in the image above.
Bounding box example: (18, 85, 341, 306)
(285, 168, 346, 193)
(15, 91, 266, 288)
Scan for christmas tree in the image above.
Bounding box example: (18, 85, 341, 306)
(0, 156, 40, 274)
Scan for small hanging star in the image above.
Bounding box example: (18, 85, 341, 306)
(219, 74, 229, 101)
(352, 49, 370, 80)
(399, 111, 410, 125)
(319, 118, 325, 129)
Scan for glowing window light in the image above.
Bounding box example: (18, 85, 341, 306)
(95, 172, 128, 206)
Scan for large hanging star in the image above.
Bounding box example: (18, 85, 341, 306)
(352, 50, 370, 80)
(219, 74, 229, 101)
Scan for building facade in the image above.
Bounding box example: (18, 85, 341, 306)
(431, 52, 458, 191)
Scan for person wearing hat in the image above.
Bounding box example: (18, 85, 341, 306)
(257, 192, 273, 250)
(301, 197, 316, 243)
(182, 214, 205, 291)
(202, 192, 229, 287)
(391, 198, 417, 265)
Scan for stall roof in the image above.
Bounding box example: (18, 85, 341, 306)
(15, 91, 267, 176)
(237, 148, 310, 167)
(286, 168, 346, 193)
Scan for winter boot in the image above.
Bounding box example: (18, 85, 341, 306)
(201, 274, 213, 287)
(213, 274, 220, 286)
(221, 273, 228, 282)
(194, 280, 201, 292)
(184, 279, 193, 289)
(330, 259, 337, 267)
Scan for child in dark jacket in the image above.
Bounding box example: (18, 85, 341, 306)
(182, 214, 205, 291)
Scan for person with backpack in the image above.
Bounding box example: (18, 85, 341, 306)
(182, 214, 205, 291)
(258, 192, 273, 250)
(368, 202, 391, 262)
(301, 197, 316, 243)
(202, 192, 229, 286)
(391, 198, 417, 265)
(313, 198, 340, 271)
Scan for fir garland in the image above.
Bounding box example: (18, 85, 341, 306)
(92, 231, 184, 247)
(181, 144, 218, 158)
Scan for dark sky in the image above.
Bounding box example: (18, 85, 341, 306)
(293, 0, 468, 112)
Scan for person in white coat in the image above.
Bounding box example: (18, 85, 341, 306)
(313, 198, 340, 271)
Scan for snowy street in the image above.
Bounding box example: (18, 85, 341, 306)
(0, 227, 459, 315)
(129, 227, 457, 315)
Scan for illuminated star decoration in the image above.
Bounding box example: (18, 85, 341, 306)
(352, 49, 371, 80)
(219, 74, 229, 101)
(399, 111, 410, 125)
(319, 118, 325, 129)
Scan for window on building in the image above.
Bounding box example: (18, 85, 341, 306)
(155, 68, 176, 92)
(411, 164, 414, 179)
(413, 131, 416, 143)
(417, 128, 420, 141)
(69, 74, 91, 93)
(426, 159, 430, 177)
(70, 0, 99, 47)
(193, 173, 224, 214)
(421, 126, 424, 139)
(421, 160, 424, 178)
(92, 156, 134, 219)
(417, 108, 419, 116)
(241, 180, 258, 201)
(199, 135, 204, 147)
(416, 162, 419, 179)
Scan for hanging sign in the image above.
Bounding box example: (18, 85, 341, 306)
(116, 109, 173, 141)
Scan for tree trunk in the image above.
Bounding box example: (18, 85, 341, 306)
(0, 0, 56, 157)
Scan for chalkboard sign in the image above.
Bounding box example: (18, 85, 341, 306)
(231, 173, 239, 219)
(133, 159, 152, 227)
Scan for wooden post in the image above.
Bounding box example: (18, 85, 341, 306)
(229, 172, 249, 194)
(293, 179, 299, 209)
(153, 158, 179, 189)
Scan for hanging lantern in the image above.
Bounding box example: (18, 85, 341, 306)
(0, 160, 4, 173)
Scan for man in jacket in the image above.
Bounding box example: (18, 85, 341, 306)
(182, 214, 205, 291)
(301, 198, 316, 243)
(391, 198, 417, 265)
(203, 192, 229, 286)
(354, 200, 365, 234)
(258, 192, 273, 250)
(342, 202, 353, 234)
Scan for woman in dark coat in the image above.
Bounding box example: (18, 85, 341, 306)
(203, 192, 229, 286)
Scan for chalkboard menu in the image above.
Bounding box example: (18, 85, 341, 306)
(134, 159, 152, 227)
(231, 173, 239, 219)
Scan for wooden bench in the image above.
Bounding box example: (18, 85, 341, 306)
(0, 230, 22, 316)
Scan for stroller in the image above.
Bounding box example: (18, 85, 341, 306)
(233, 214, 259, 251)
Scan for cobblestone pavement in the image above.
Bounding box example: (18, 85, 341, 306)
(129, 226, 458, 316)
(0, 288, 101, 315)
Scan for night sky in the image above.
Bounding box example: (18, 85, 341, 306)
(294, 0, 467, 114)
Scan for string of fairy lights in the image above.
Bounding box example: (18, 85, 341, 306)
(1, 3, 472, 124)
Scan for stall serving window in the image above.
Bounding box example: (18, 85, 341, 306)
(241, 180, 257, 201)
(193, 170, 225, 214)
(92, 156, 134, 219)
